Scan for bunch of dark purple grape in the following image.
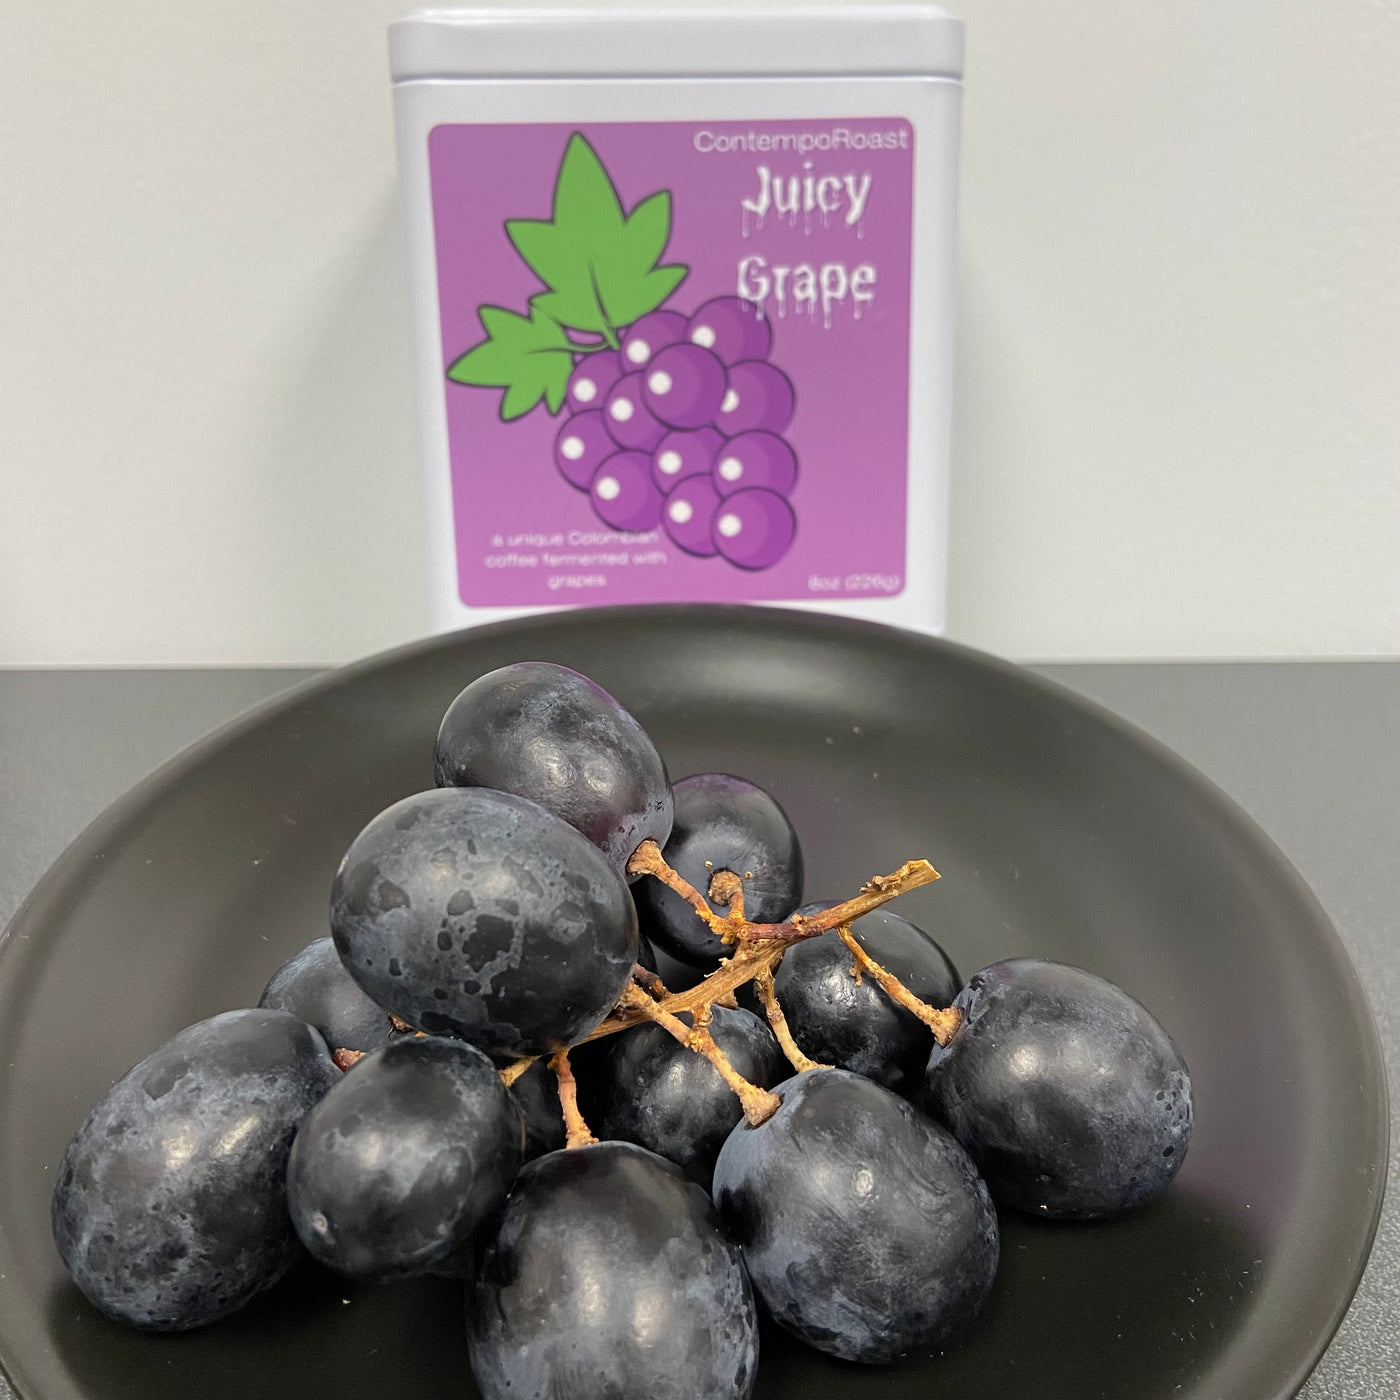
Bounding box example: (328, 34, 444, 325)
(554, 295, 799, 569)
(50, 663, 1193, 1400)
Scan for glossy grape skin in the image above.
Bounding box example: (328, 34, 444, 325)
(651, 426, 723, 492)
(686, 295, 772, 364)
(922, 959, 1193, 1219)
(553, 410, 615, 490)
(51, 1009, 339, 1331)
(590, 451, 663, 531)
(259, 936, 394, 1054)
(713, 431, 798, 496)
(603, 371, 667, 450)
(713, 489, 797, 570)
(330, 787, 638, 1057)
(714, 361, 795, 435)
(635, 773, 803, 968)
(643, 343, 728, 429)
(287, 1037, 521, 1280)
(713, 1068, 998, 1364)
(662, 475, 722, 557)
(594, 1007, 789, 1188)
(433, 661, 673, 876)
(565, 352, 624, 414)
(620, 310, 687, 369)
(469, 1142, 759, 1400)
(772, 904, 960, 1097)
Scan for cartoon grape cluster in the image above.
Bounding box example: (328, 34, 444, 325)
(448, 133, 799, 571)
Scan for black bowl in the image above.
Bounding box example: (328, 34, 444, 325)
(0, 606, 1385, 1400)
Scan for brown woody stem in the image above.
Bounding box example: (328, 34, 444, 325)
(498, 1054, 536, 1089)
(753, 966, 829, 1073)
(620, 984, 781, 1126)
(835, 922, 963, 1046)
(332, 1048, 365, 1072)
(549, 1049, 598, 1149)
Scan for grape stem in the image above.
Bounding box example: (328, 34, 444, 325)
(835, 923, 963, 1045)
(497, 845, 962, 1131)
(549, 1049, 598, 1149)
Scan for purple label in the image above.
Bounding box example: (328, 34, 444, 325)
(429, 119, 913, 605)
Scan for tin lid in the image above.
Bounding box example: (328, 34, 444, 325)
(389, 5, 964, 82)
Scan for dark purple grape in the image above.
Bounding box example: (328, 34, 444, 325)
(433, 661, 673, 877)
(553, 410, 615, 490)
(643, 343, 727, 430)
(287, 1036, 521, 1280)
(652, 427, 723, 492)
(52, 1009, 339, 1331)
(259, 935, 396, 1054)
(566, 352, 624, 414)
(635, 773, 803, 968)
(922, 959, 1193, 1219)
(713, 489, 796, 570)
(591, 451, 663, 531)
(686, 296, 772, 364)
(771, 904, 960, 1096)
(713, 431, 798, 496)
(714, 361, 795, 435)
(602, 371, 667, 450)
(330, 787, 638, 1057)
(620, 310, 687, 370)
(662, 476, 722, 557)
(594, 1007, 788, 1188)
(713, 1068, 998, 1363)
(470, 1142, 758, 1400)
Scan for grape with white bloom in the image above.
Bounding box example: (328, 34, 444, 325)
(713, 489, 796, 570)
(566, 352, 624, 415)
(652, 428, 723, 493)
(644, 344, 728, 430)
(591, 452, 664, 531)
(621, 311, 687, 370)
(714, 362, 795, 436)
(554, 411, 616, 490)
(662, 476, 722, 557)
(713, 432, 798, 497)
(687, 296, 772, 365)
(604, 372, 667, 451)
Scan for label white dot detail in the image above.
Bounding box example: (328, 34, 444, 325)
(609, 398, 634, 422)
(720, 389, 740, 414)
(668, 499, 694, 524)
(595, 476, 621, 501)
(573, 378, 597, 403)
(561, 436, 585, 461)
(717, 512, 743, 538)
(657, 450, 682, 474)
(648, 370, 673, 395)
(626, 340, 650, 364)
(692, 325, 716, 349)
(718, 457, 743, 482)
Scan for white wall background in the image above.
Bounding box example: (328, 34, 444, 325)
(1, 1, 1396, 665)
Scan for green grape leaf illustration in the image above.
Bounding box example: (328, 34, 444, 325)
(506, 133, 688, 349)
(446, 302, 574, 420)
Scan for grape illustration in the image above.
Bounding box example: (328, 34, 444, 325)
(713, 489, 797, 570)
(687, 296, 773, 364)
(591, 452, 664, 532)
(713, 432, 798, 497)
(446, 134, 804, 575)
(715, 362, 795, 436)
(621, 311, 687, 370)
(652, 428, 723, 493)
(554, 411, 616, 490)
(566, 353, 625, 414)
(604, 372, 668, 452)
(643, 344, 728, 430)
(662, 476, 722, 557)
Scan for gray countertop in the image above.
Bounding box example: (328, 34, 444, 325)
(1, 661, 1395, 1398)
